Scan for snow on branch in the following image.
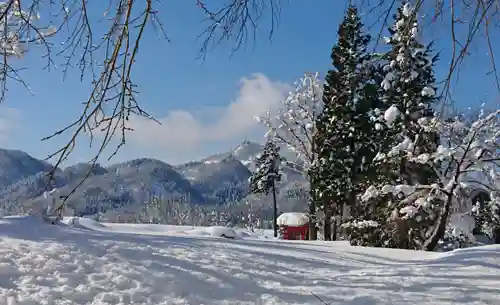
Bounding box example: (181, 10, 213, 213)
(364, 108, 500, 225)
(0, 1, 56, 58)
(0, 0, 56, 100)
(255, 72, 323, 175)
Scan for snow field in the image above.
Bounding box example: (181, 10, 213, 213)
(0, 216, 499, 305)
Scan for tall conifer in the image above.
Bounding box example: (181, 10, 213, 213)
(311, 6, 379, 240)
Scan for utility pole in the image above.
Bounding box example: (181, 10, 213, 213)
(271, 179, 278, 237)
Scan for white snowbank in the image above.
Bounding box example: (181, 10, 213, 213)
(206, 226, 237, 238)
(62, 217, 253, 240)
(1, 216, 499, 305)
(61, 216, 107, 230)
(277, 212, 309, 226)
(185, 226, 238, 239)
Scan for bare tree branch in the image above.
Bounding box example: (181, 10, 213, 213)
(195, 0, 282, 60)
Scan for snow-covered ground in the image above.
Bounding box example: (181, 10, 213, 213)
(1, 216, 499, 305)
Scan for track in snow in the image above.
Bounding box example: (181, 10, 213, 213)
(0, 216, 499, 305)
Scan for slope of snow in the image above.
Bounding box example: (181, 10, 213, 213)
(1, 216, 499, 305)
(61, 217, 251, 239)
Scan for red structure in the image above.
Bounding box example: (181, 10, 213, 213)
(277, 213, 309, 240)
(280, 223, 309, 240)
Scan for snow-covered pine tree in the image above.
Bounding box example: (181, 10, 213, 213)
(311, 5, 379, 241)
(256, 72, 323, 240)
(248, 139, 282, 237)
(348, 1, 441, 249)
(380, 1, 440, 184)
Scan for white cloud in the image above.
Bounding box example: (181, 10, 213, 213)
(0, 107, 21, 142)
(125, 73, 290, 160)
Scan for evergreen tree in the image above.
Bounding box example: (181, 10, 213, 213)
(380, 1, 440, 184)
(311, 5, 379, 240)
(248, 139, 282, 237)
(352, 1, 441, 249)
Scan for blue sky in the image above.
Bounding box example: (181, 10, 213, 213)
(0, 1, 498, 166)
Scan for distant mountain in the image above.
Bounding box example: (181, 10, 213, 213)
(23, 158, 204, 216)
(231, 140, 265, 170)
(0, 149, 53, 188)
(0, 140, 308, 217)
(175, 154, 252, 204)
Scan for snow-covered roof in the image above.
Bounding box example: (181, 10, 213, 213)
(277, 212, 309, 227)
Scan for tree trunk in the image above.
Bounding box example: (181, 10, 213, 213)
(272, 180, 278, 238)
(494, 227, 500, 244)
(307, 173, 318, 240)
(335, 202, 345, 240)
(323, 205, 332, 241)
(308, 199, 317, 240)
(424, 193, 454, 251)
(331, 217, 337, 241)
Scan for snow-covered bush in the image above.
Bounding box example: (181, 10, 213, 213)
(342, 220, 385, 247)
(473, 193, 500, 242)
(438, 229, 478, 252)
(436, 213, 478, 251)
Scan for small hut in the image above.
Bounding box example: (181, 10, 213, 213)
(277, 212, 309, 240)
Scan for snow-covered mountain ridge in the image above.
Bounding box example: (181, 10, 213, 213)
(0, 141, 307, 217)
